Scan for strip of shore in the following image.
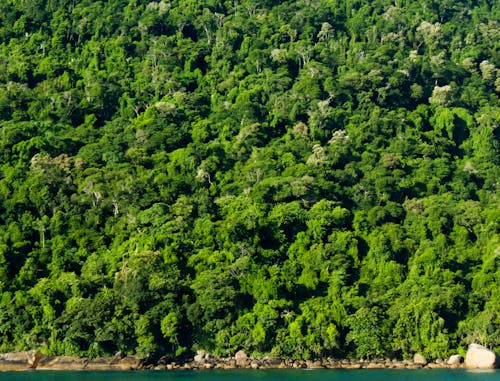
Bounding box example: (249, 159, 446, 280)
(0, 350, 466, 371)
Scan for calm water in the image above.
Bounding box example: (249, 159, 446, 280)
(0, 369, 499, 381)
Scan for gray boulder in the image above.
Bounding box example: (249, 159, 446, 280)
(465, 343, 500, 369)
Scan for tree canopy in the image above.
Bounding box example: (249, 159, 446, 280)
(0, 0, 498, 361)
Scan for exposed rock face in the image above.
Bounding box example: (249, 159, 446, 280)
(1, 349, 495, 371)
(113, 356, 140, 370)
(86, 357, 113, 370)
(465, 343, 500, 369)
(413, 353, 428, 365)
(447, 354, 464, 366)
(36, 356, 88, 370)
(0, 351, 142, 371)
(0, 350, 42, 370)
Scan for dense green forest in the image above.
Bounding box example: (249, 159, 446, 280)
(0, 0, 498, 361)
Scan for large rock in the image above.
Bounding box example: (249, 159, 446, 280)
(447, 354, 464, 366)
(114, 356, 140, 370)
(0, 351, 42, 370)
(235, 350, 248, 360)
(235, 350, 248, 367)
(465, 343, 500, 369)
(413, 353, 428, 365)
(193, 350, 206, 363)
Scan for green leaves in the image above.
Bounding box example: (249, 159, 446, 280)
(346, 307, 389, 359)
(0, 0, 498, 362)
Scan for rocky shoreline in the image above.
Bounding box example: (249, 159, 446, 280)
(0, 350, 465, 372)
(150, 353, 465, 371)
(0, 344, 498, 372)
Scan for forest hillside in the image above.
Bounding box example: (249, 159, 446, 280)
(0, 0, 498, 360)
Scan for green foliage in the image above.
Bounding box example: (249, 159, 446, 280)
(0, 0, 498, 361)
(346, 307, 390, 359)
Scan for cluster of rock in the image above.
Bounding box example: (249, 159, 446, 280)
(149, 350, 463, 371)
(0, 344, 497, 372)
